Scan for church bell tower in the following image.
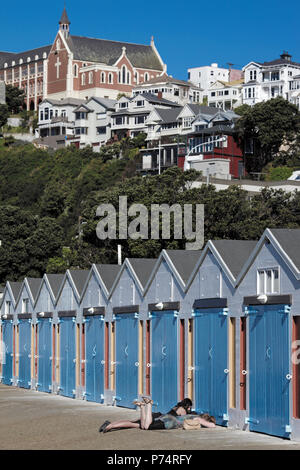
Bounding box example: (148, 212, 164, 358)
(59, 7, 70, 38)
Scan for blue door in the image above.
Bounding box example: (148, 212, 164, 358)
(194, 309, 228, 426)
(59, 317, 76, 398)
(249, 304, 290, 438)
(18, 320, 32, 389)
(115, 313, 138, 408)
(151, 311, 178, 414)
(37, 319, 52, 393)
(85, 316, 104, 403)
(1, 321, 13, 385)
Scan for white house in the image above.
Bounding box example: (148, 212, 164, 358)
(69, 96, 116, 150)
(208, 79, 244, 110)
(133, 73, 202, 106)
(188, 63, 243, 102)
(37, 96, 116, 150)
(288, 74, 300, 110)
(110, 92, 181, 139)
(242, 51, 300, 106)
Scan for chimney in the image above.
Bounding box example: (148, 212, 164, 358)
(157, 91, 163, 99)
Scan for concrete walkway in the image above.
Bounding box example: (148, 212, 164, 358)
(1, 384, 300, 451)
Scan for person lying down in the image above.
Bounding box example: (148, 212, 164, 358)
(99, 397, 216, 433)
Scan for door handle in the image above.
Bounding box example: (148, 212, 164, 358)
(162, 346, 166, 357)
(286, 374, 292, 380)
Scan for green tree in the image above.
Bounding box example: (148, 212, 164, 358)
(235, 97, 300, 173)
(5, 85, 25, 114)
(0, 104, 9, 128)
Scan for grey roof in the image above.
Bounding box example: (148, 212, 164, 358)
(135, 92, 181, 107)
(138, 73, 191, 87)
(211, 240, 257, 279)
(192, 105, 221, 118)
(26, 278, 43, 302)
(41, 97, 85, 107)
(191, 124, 236, 135)
(69, 270, 90, 297)
(87, 96, 116, 110)
(165, 250, 202, 283)
(154, 107, 183, 123)
(269, 228, 300, 272)
(66, 35, 164, 71)
(94, 264, 122, 292)
(8, 281, 23, 303)
(45, 274, 65, 300)
(0, 45, 51, 69)
(128, 258, 157, 288)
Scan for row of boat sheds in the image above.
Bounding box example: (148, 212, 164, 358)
(1, 227, 300, 441)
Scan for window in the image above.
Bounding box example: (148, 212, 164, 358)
(119, 102, 128, 109)
(211, 91, 216, 97)
(89, 72, 93, 84)
(22, 298, 29, 314)
(134, 115, 145, 124)
(257, 268, 279, 294)
(81, 73, 86, 85)
(108, 73, 113, 84)
(5, 301, 11, 315)
(73, 64, 78, 77)
(75, 127, 88, 135)
(75, 112, 87, 120)
(40, 110, 44, 121)
(135, 100, 144, 107)
(44, 108, 49, 120)
(144, 72, 149, 82)
(97, 126, 106, 135)
(100, 72, 105, 83)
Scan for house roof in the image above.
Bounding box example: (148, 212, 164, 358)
(87, 96, 116, 109)
(68, 270, 90, 298)
(153, 107, 183, 123)
(45, 274, 65, 300)
(26, 278, 43, 303)
(134, 92, 181, 107)
(94, 264, 122, 292)
(0, 45, 51, 69)
(127, 258, 157, 289)
(210, 240, 257, 279)
(137, 73, 192, 87)
(164, 250, 202, 284)
(66, 35, 164, 71)
(268, 228, 300, 273)
(8, 281, 23, 304)
(41, 97, 85, 107)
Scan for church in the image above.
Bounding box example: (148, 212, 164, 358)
(0, 8, 166, 110)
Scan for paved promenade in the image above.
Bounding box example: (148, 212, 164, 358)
(1, 384, 300, 451)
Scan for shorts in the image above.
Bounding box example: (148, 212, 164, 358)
(134, 412, 166, 430)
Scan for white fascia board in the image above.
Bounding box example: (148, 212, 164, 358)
(235, 228, 300, 287)
(185, 241, 237, 292)
(88, 264, 110, 301)
(108, 259, 144, 300)
(143, 250, 186, 295)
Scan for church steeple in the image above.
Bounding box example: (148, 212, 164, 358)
(59, 7, 70, 38)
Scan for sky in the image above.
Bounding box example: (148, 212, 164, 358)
(1, 0, 299, 80)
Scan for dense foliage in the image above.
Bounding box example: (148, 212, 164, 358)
(0, 98, 299, 283)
